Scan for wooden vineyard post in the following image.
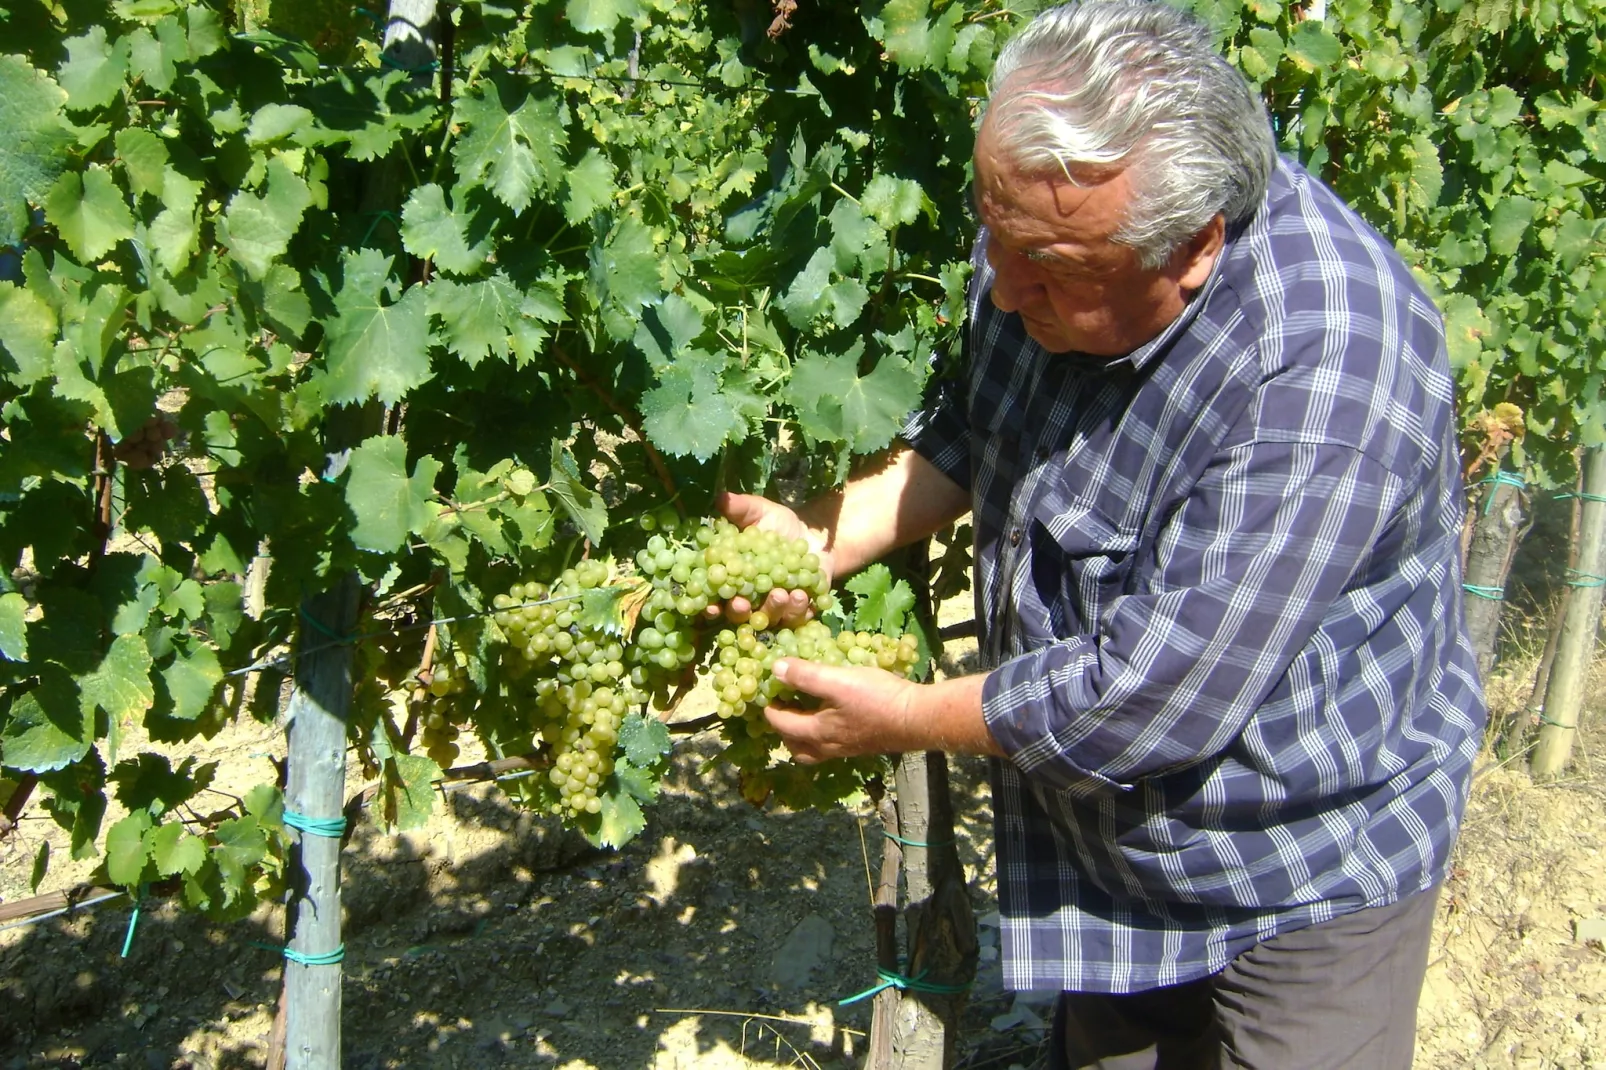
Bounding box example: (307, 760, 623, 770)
(1530, 445, 1606, 778)
(1462, 466, 1527, 682)
(867, 751, 977, 1070)
(276, 576, 364, 1069)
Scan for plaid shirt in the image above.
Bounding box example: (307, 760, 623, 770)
(904, 158, 1485, 994)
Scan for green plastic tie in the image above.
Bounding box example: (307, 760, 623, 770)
(282, 808, 348, 838)
(1462, 584, 1504, 600)
(1555, 492, 1606, 504)
(299, 604, 359, 644)
(379, 51, 439, 74)
(883, 830, 955, 849)
(120, 884, 147, 959)
(1537, 714, 1576, 730)
(252, 940, 346, 966)
(839, 967, 970, 1006)
(1476, 470, 1526, 515)
(1565, 569, 1605, 589)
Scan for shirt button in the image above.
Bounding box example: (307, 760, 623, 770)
(1035, 446, 1049, 461)
(1009, 528, 1022, 547)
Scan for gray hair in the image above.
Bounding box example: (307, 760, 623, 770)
(986, 1, 1276, 269)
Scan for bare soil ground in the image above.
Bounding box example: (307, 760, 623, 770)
(3, 624, 1605, 1069)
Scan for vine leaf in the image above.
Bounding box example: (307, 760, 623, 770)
(787, 347, 923, 454)
(384, 753, 440, 831)
(345, 435, 445, 553)
(401, 183, 488, 275)
(1285, 19, 1341, 71)
(245, 104, 315, 148)
(115, 127, 169, 198)
(619, 713, 671, 769)
(218, 158, 313, 281)
(563, 147, 615, 225)
(589, 215, 663, 340)
(547, 443, 608, 545)
(59, 26, 129, 112)
(79, 634, 156, 721)
(640, 349, 747, 462)
(106, 810, 153, 886)
(0, 282, 57, 387)
(860, 174, 929, 228)
(46, 165, 136, 261)
(427, 273, 551, 366)
(323, 248, 433, 405)
(161, 645, 223, 721)
(0, 591, 26, 661)
(148, 822, 206, 876)
(1488, 196, 1536, 257)
(212, 815, 266, 904)
(0, 672, 92, 773)
(452, 80, 569, 214)
(845, 564, 915, 636)
(0, 56, 72, 248)
(566, 0, 643, 35)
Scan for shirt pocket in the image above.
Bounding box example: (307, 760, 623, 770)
(1021, 483, 1141, 640)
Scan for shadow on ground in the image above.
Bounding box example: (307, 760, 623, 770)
(1, 730, 1034, 1070)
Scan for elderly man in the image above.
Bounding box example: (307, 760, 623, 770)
(722, 1, 1485, 1065)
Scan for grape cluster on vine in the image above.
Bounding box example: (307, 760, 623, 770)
(468, 517, 920, 819)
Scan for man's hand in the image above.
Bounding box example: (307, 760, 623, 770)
(763, 659, 917, 763)
(710, 491, 833, 628)
(764, 659, 1001, 763)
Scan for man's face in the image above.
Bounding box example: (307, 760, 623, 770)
(972, 118, 1215, 357)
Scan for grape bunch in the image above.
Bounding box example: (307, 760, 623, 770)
(416, 656, 471, 769)
(112, 413, 180, 469)
(459, 516, 921, 820)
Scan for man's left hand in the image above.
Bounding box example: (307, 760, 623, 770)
(763, 659, 918, 763)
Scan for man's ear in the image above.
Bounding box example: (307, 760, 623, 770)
(1172, 214, 1225, 290)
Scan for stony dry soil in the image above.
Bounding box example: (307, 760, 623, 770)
(3, 619, 1605, 1069)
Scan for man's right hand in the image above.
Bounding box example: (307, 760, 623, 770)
(711, 491, 833, 629)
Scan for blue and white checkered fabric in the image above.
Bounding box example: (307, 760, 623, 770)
(904, 157, 1486, 994)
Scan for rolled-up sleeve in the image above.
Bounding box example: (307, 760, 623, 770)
(982, 438, 1407, 797)
(902, 377, 973, 492)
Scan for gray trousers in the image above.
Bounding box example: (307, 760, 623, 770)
(1050, 886, 1440, 1070)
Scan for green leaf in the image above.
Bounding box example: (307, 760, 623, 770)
(114, 127, 169, 199)
(639, 349, 747, 461)
(845, 564, 915, 636)
(0, 281, 58, 386)
(30, 840, 49, 892)
(161, 645, 222, 721)
(452, 82, 569, 213)
(219, 157, 313, 280)
(548, 442, 607, 544)
(148, 822, 206, 876)
(587, 776, 646, 848)
(401, 183, 488, 275)
(0, 591, 26, 661)
(345, 434, 445, 553)
(860, 174, 926, 229)
(245, 104, 314, 147)
(619, 712, 671, 768)
(212, 815, 266, 901)
(0, 55, 73, 248)
(79, 633, 155, 721)
(1488, 196, 1536, 257)
(46, 165, 135, 261)
(1, 673, 91, 773)
(563, 147, 615, 225)
(632, 294, 705, 369)
(428, 274, 553, 366)
(1554, 214, 1601, 272)
(778, 247, 836, 328)
(386, 753, 439, 831)
(59, 26, 130, 111)
(1285, 20, 1341, 71)
(565, 0, 642, 35)
(589, 215, 661, 339)
(148, 167, 202, 275)
(243, 783, 282, 823)
(106, 810, 153, 886)
(788, 348, 923, 454)
(127, 19, 186, 91)
(324, 248, 433, 405)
